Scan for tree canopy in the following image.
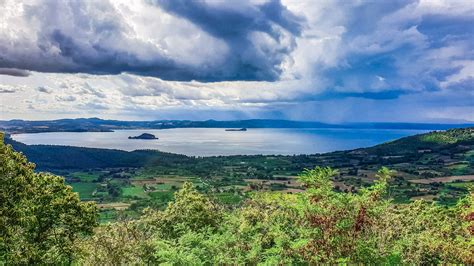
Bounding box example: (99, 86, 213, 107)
(0, 133, 98, 264)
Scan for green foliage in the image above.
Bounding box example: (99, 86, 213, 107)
(76, 220, 156, 265)
(0, 133, 98, 264)
(421, 128, 474, 144)
(373, 200, 473, 264)
(291, 167, 393, 263)
(298, 166, 339, 190)
(150, 182, 222, 239)
(76, 166, 473, 264)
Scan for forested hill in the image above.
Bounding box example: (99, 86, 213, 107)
(4, 137, 190, 170)
(360, 127, 474, 156)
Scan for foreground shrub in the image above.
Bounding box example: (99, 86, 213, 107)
(0, 133, 98, 264)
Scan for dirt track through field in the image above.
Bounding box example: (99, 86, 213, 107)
(409, 175, 474, 184)
(97, 202, 131, 210)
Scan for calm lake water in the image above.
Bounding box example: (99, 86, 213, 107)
(12, 128, 428, 156)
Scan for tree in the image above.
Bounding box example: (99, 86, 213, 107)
(76, 219, 156, 265)
(0, 133, 98, 264)
(291, 167, 391, 263)
(372, 199, 473, 264)
(150, 182, 221, 239)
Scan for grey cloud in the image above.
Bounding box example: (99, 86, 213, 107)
(0, 88, 17, 93)
(153, 0, 302, 40)
(0, 0, 303, 82)
(79, 101, 110, 110)
(55, 95, 77, 102)
(0, 68, 31, 77)
(2, 1, 191, 80)
(0, 85, 22, 93)
(58, 83, 68, 89)
(153, 0, 303, 81)
(37, 86, 53, 93)
(79, 83, 107, 98)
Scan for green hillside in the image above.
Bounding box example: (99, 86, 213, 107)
(364, 127, 474, 155)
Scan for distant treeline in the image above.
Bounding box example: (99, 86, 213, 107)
(4, 137, 190, 170)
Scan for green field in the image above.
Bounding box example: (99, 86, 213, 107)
(122, 186, 148, 199)
(71, 182, 97, 199)
(70, 171, 101, 182)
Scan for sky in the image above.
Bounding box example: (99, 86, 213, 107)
(0, 0, 473, 123)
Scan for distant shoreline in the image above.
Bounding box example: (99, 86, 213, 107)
(1, 118, 472, 135)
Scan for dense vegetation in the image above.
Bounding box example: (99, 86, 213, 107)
(0, 134, 97, 263)
(1, 134, 473, 263)
(5, 138, 184, 169)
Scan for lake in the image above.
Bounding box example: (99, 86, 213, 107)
(12, 128, 429, 156)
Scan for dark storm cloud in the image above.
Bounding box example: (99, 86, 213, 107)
(43, 29, 182, 79)
(0, 68, 31, 77)
(153, 0, 303, 81)
(0, 0, 303, 82)
(154, 0, 302, 40)
(1, 1, 182, 80)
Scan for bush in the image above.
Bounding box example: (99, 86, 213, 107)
(0, 133, 98, 264)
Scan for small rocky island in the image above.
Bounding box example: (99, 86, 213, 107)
(128, 133, 158, 140)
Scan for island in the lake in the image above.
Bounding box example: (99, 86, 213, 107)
(225, 128, 247, 131)
(128, 133, 158, 139)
